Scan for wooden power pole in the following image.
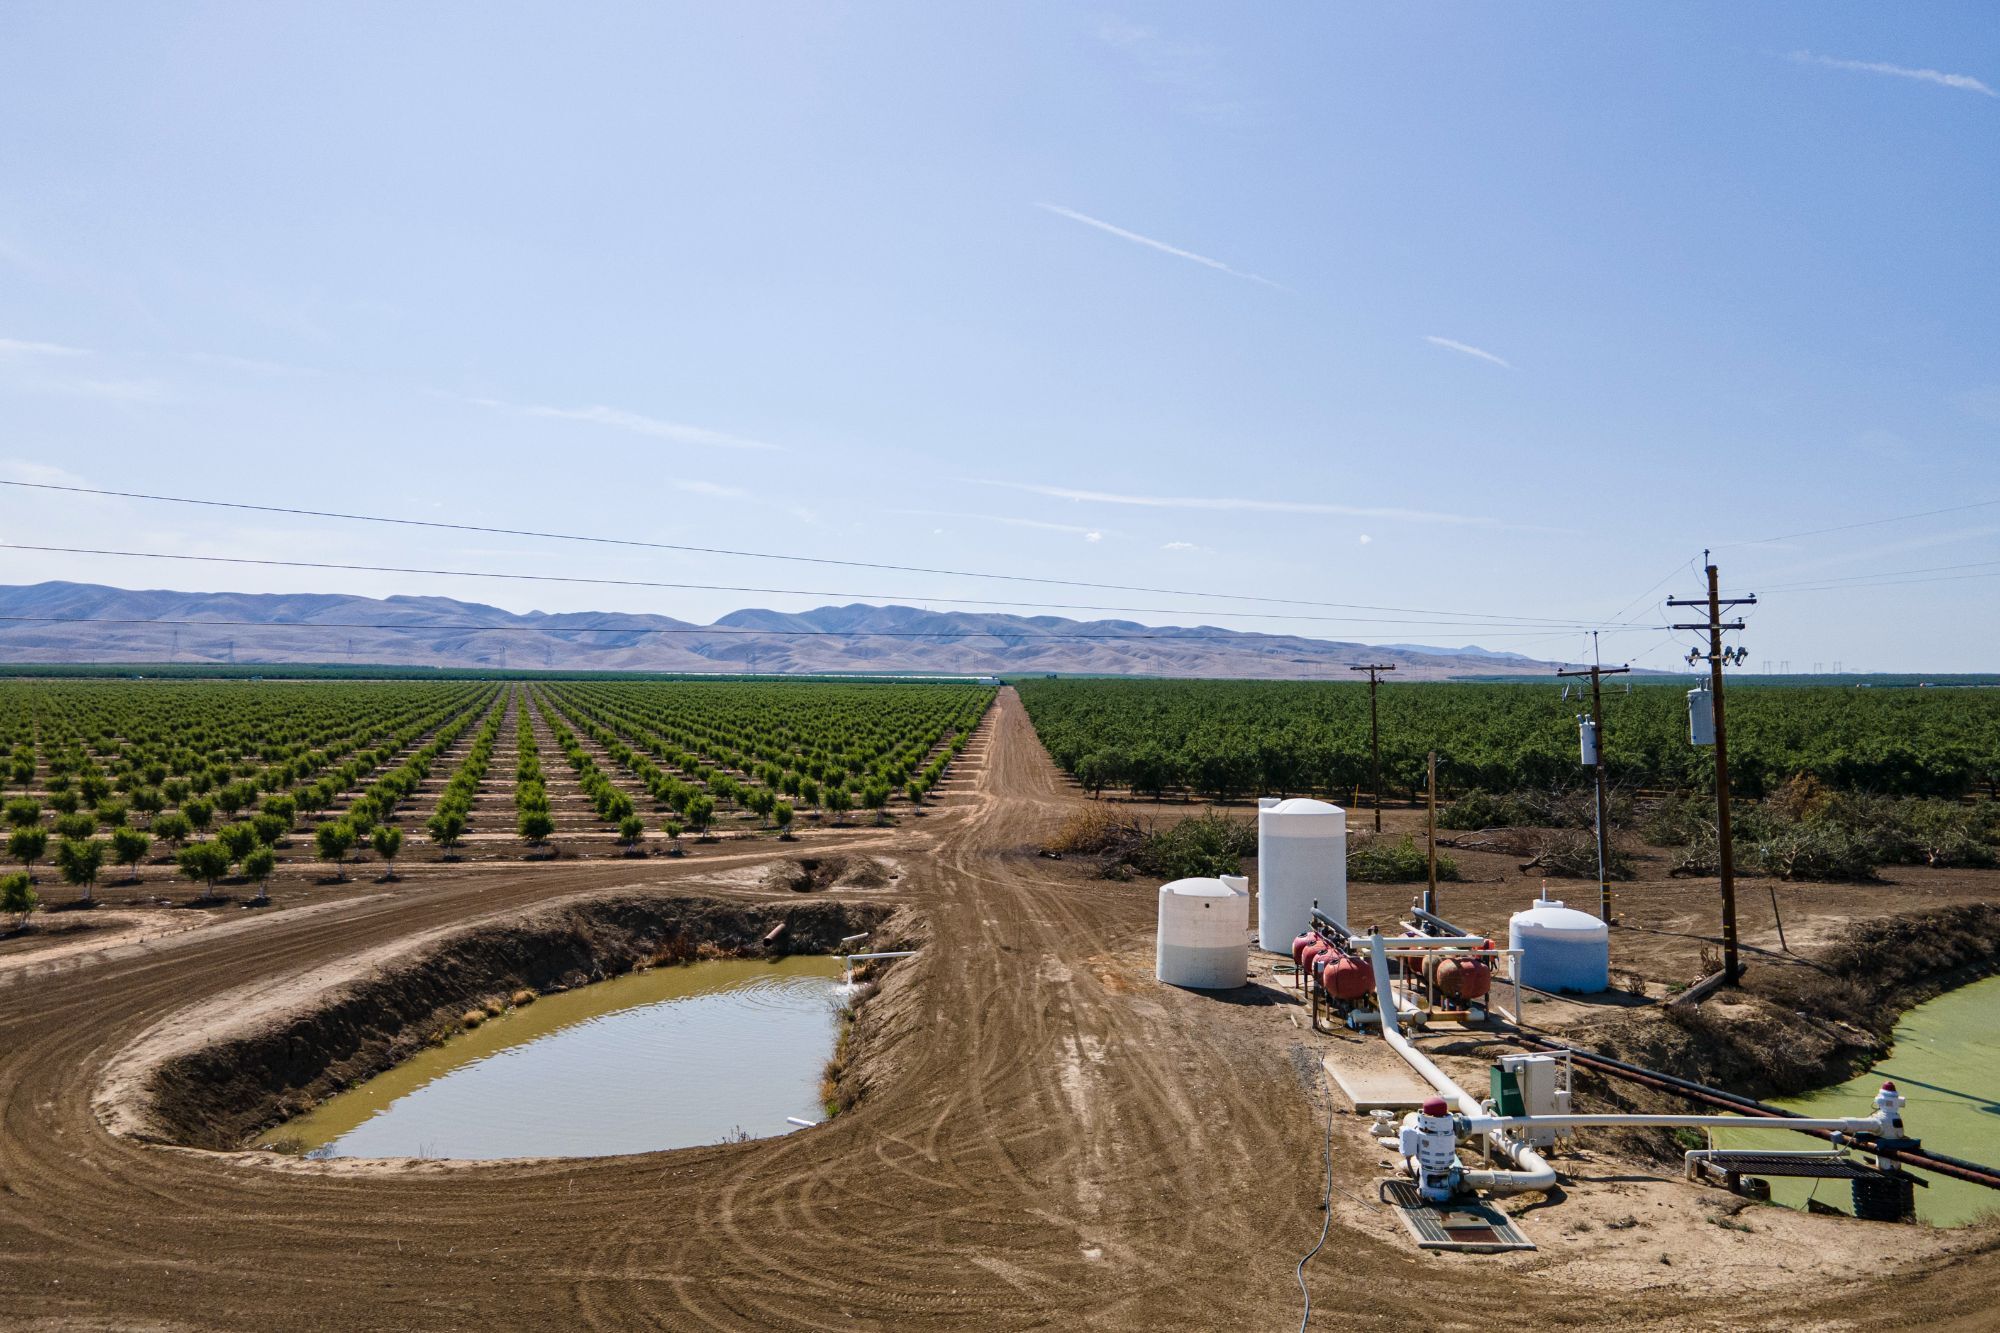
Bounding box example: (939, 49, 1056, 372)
(1668, 555, 1756, 984)
(1557, 634, 1629, 924)
(1350, 663, 1396, 832)
(1424, 750, 1439, 915)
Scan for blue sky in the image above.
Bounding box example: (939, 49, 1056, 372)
(1, 3, 1995, 670)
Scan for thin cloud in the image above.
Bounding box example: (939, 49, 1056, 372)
(672, 479, 749, 499)
(890, 508, 1114, 540)
(1035, 203, 1290, 291)
(1161, 540, 1213, 554)
(468, 396, 781, 451)
(980, 479, 1487, 526)
(1790, 50, 1995, 97)
(1424, 336, 1513, 369)
(0, 337, 90, 357)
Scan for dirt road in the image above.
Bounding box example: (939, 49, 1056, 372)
(0, 689, 1994, 1330)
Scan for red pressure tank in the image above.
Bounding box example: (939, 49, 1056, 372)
(1325, 954, 1374, 1001)
(1300, 939, 1334, 986)
(1291, 932, 1319, 970)
(1433, 955, 1492, 1002)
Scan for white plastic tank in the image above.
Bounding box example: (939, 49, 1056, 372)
(1256, 797, 1347, 952)
(1508, 894, 1610, 994)
(1156, 874, 1250, 989)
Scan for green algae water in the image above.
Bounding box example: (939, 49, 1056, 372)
(275, 955, 845, 1160)
(1712, 974, 2000, 1225)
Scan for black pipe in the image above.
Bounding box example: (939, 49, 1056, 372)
(1512, 1033, 2000, 1191)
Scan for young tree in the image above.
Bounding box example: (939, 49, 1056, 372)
(314, 821, 356, 879)
(251, 811, 288, 847)
(183, 797, 214, 833)
(177, 841, 233, 897)
(243, 844, 278, 896)
(862, 783, 891, 824)
(518, 808, 554, 849)
(150, 810, 192, 851)
(773, 801, 795, 839)
(345, 797, 378, 840)
(617, 814, 646, 852)
(55, 837, 104, 904)
(824, 786, 853, 824)
(663, 819, 685, 855)
(110, 827, 151, 881)
(685, 793, 715, 839)
(242, 846, 276, 903)
(426, 808, 466, 857)
(1, 871, 34, 930)
(9, 825, 46, 876)
(53, 812, 95, 841)
(372, 824, 403, 878)
(217, 822, 259, 866)
(4, 797, 40, 828)
(905, 780, 925, 806)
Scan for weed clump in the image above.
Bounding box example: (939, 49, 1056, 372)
(1347, 834, 1459, 884)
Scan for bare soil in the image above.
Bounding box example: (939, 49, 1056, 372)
(1, 689, 1997, 1330)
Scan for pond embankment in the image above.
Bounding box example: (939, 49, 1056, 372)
(135, 893, 899, 1150)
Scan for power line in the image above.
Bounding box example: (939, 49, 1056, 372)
(1719, 496, 2000, 550)
(0, 542, 1642, 633)
(0, 478, 1636, 630)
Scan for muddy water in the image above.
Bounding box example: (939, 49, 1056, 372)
(1711, 974, 2000, 1225)
(276, 955, 846, 1159)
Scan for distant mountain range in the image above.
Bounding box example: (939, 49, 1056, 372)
(0, 582, 1569, 679)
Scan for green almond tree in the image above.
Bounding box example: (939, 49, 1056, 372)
(8, 826, 46, 876)
(372, 824, 402, 879)
(177, 841, 232, 898)
(55, 837, 104, 905)
(110, 827, 150, 882)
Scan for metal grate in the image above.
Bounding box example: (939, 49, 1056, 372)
(1695, 1152, 1892, 1180)
(1381, 1179, 1537, 1253)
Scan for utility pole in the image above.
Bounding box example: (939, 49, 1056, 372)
(1557, 632, 1629, 925)
(1669, 554, 1756, 984)
(1350, 663, 1396, 831)
(1424, 750, 1438, 915)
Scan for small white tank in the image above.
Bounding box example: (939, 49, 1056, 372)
(1256, 797, 1347, 952)
(1508, 895, 1610, 994)
(1156, 874, 1250, 989)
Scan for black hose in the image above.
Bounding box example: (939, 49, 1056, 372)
(1295, 1067, 1336, 1333)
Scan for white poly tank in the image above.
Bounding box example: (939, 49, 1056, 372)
(1256, 797, 1347, 952)
(1508, 895, 1610, 994)
(1156, 874, 1250, 989)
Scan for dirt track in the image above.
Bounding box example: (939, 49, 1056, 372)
(2, 688, 1997, 1330)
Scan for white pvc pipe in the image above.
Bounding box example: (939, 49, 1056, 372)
(1468, 1113, 1884, 1135)
(1366, 931, 1557, 1196)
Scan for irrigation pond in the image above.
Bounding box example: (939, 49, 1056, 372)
(1713, 974, 2000, 1225)
(274, 955, 847, 1160)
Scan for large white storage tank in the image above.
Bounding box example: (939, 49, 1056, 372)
(1256, 798, 1347, 952)
(1156, 874, 1250, 989)
(1508, 895, 1610, 994)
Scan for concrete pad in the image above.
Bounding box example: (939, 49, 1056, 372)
(1324, 1053, 1432, 1113)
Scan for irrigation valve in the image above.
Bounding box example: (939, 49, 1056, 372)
(1873, 1082, 1907, 1139)
(1400, 1098, 1462, 1203)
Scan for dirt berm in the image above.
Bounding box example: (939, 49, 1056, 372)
(1551, 902, 2000, 1161)
(143, 894, 894, 1151)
